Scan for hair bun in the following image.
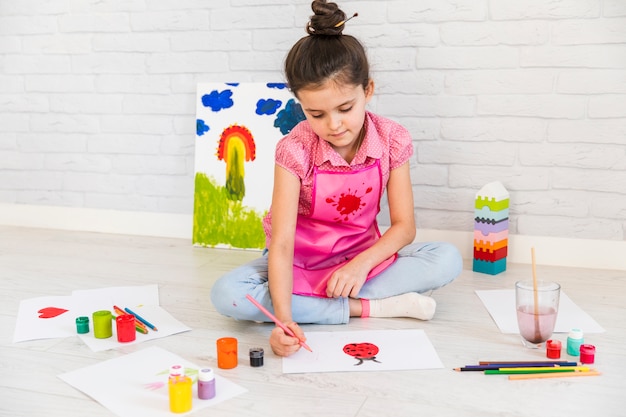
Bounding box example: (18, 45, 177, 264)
(306, 0, 347, 36)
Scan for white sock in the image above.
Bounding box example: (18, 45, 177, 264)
(368, 293, 437, 321)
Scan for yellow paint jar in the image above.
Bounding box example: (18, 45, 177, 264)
(168, 374, 192, 413)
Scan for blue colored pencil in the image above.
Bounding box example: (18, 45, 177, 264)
(124, 307, 158, 331)
(478, 361, 575, 365)
(455, 361, 579, 371)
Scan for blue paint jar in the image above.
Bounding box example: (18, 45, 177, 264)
(566, 328, 584, 356)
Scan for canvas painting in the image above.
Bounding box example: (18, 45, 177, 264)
(193, 82, 305, 249)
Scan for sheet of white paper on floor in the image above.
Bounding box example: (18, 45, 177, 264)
(475, 289, 605, 334)
(58, 346, 247, 417)
(13, 285, 190, 349)
(282, 329, 444, 374)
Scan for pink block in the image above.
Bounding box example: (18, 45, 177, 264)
(473, 229, 509, 244)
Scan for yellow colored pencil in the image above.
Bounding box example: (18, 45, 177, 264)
(112, 308, 149, 334)
(485, 366, 591, 375)
(500, 366, 590, 372)
(509, 370, 601, 380)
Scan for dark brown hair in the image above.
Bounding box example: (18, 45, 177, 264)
(284, 0, 369, 96)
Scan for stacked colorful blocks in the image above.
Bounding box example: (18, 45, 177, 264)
(473, 181, 509, 275)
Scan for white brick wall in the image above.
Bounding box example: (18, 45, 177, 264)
(1, 0, 625, 242)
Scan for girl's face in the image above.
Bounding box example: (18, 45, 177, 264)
(297, 79, 374, 162)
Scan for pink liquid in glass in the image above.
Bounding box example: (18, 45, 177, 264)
(516, 305, 557, 344)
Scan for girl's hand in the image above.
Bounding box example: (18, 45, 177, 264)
(269, 321, 306, 357)
(326, 262, 368, 298)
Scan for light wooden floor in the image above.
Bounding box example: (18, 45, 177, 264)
(1, 225, 624, 417)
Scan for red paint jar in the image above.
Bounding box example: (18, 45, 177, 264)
(546, 339, 562, 359)
(579, 344, 595, 364)
(116, 314, 136, 343)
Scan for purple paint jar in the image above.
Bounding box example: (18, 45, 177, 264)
(197, 368, 216, 400)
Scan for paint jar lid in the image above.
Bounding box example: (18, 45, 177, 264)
(198, 368, 215, 382)
(568, 328, 583, 339)
(249, 348, 264, 359)
(546, 339, 561, 349)
(169, 364, 184, 377)
(580, 344, 595, 354)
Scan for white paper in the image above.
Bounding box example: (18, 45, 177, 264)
(13, 285, 191, 349)
(475, 289, 605, 334)
(282, 329, 443, 374)
(78, 304, 191, 352)
(59, 346, 247, 417)
(13, 295, 81, 342)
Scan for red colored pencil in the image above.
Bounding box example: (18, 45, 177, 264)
(113, 305, 148, 332)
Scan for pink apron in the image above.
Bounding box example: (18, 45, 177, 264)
(292, 160, 397, 297)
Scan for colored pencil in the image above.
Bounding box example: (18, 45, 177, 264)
(478, 361, 578, 365)
(245, 294, 313, 352)
(124, 307, 158, 331)
(111, 314, 149, 334)
(114, 305, 148, 331)
(508, 371, 601, 380)
(485, 366, 591, 375)
(454, 362, 578, 371)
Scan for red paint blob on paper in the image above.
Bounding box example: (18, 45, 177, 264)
(38, 307, 69, 319)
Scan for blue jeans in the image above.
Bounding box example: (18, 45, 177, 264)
(210, 241, 462, 325)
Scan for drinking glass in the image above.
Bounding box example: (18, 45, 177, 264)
(515, 281, 560, 348)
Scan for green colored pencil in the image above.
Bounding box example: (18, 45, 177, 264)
(485, 366, 590, 375)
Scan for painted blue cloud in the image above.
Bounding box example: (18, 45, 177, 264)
(274, 99, 306, 135)
(196, 119, 210, 136)
(256, 98, 282, 116)
(267, 83, 287, 89)
(201, 89, 234, 112)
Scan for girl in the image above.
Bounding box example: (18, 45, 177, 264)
(210, 0, 462, 357)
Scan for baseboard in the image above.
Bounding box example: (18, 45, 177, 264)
(0, 203, 192, 239)
(1, 203, 624, 271)
(416, 228, 626, 272)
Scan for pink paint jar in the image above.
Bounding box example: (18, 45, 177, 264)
(579, 344, 596, 364)
(546, 339, 562, 359)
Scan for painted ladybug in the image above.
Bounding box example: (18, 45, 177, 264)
(343, 342, 381, 366)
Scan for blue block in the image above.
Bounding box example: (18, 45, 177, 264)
(473, 258, 507, 275)
(474, 206, 509, 222)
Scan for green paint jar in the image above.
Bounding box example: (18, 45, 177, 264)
(75, 316, 90, 334)
(93, 310, 113, 339)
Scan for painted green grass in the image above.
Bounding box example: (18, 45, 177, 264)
(192, 172, 266, 249)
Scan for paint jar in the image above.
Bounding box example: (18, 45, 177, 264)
(75, 316, 90, 334)
(566, 328, 584, 356)
(197, 368, 216, 400)
(115, 314, 136, 343)
(546, 339, 561, 359)
(579, 344, 596, 364)
(169, 364, 184, 378)
(249, 347, 264, 367)
(216, 337, 238, 369)
(92, 310, 113, 339)
(169, 365, 192, 413)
